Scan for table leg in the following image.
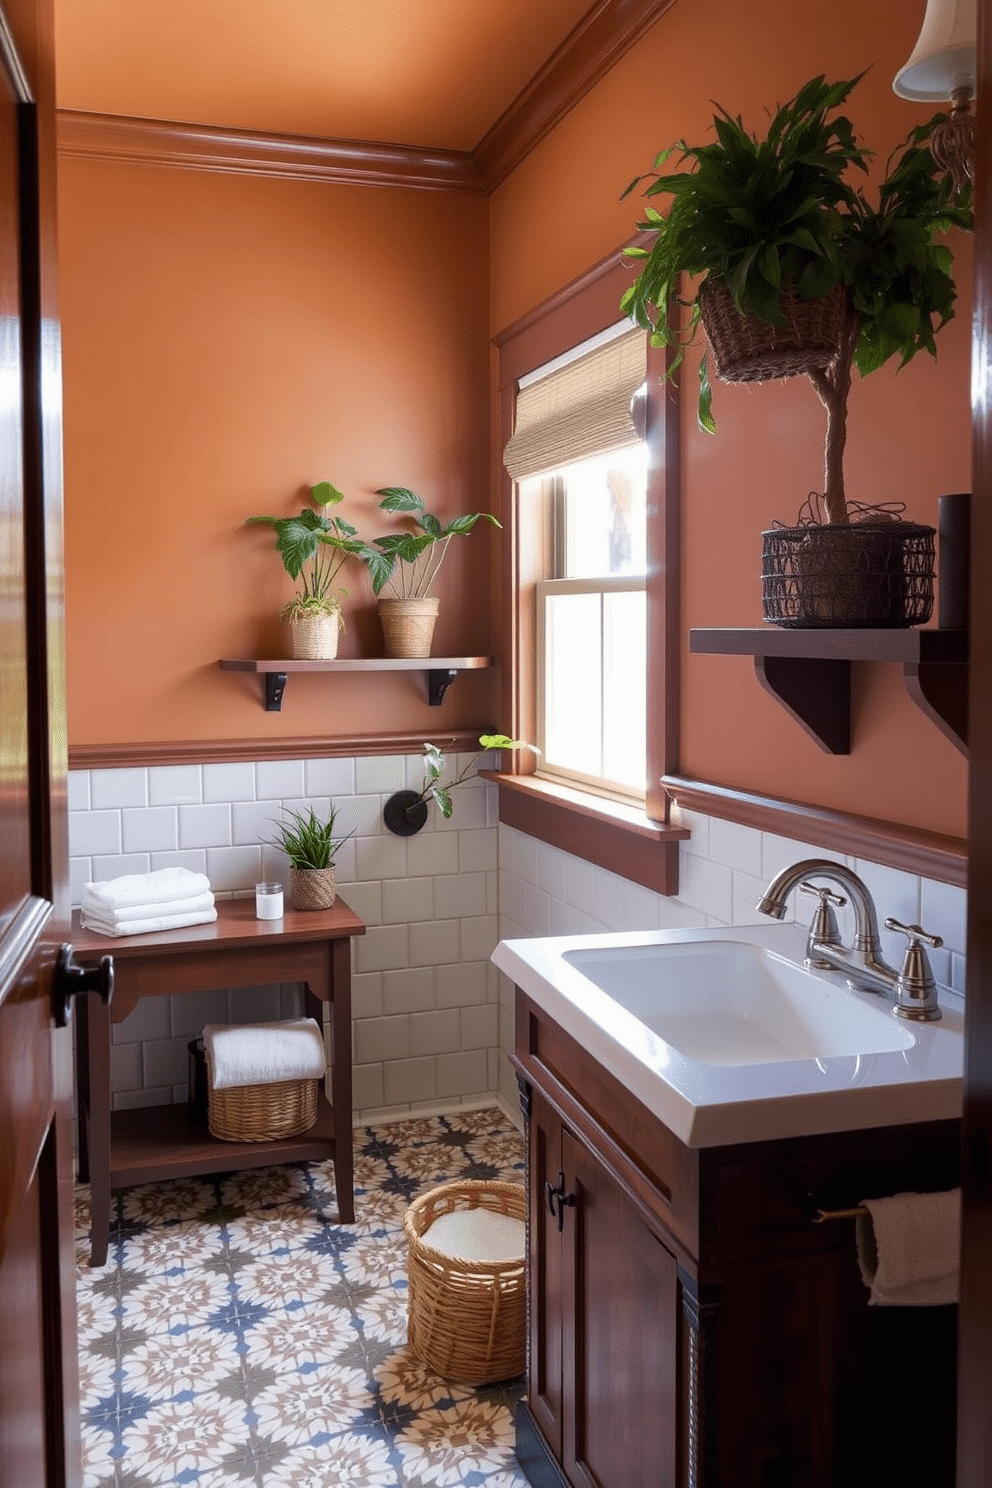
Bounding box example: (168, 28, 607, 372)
(331, 936, 354, 1223)
(85, 994, 113, 1267)
(75, 993, 91, 1184)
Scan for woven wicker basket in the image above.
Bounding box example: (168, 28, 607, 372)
(378, 597, 440, 658)
(207, 1068, 318, 1143)
(761, 520, 936, 628)
(289, 865, 336, 911)
(288, 613, 340, 660)
(699, 277, 848, 384)
(404, 1179, 526, 1385)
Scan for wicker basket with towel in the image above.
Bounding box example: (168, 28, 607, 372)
(203, 1017, 326, 1142)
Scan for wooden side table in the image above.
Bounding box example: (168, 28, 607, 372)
(72, 897, 365, 1266)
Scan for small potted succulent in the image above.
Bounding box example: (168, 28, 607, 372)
(245, 481, 360, 658)
(621, 73, 972, 626)
(269, 805, 353, 910)
(383, 735, 537, 835)
(354, 487, 501, 657)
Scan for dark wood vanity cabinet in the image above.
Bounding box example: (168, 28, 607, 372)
(512, 989, 961, 1488)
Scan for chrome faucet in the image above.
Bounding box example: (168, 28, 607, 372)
(757, 858, 943, 1022)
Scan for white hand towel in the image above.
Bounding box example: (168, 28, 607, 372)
(203, 1017, 326, 1089)
(84, 867, 212, 911)
(79, 907, 219, 937)
(80, 891, 215, 927)
(856, 1189, 960, 1306)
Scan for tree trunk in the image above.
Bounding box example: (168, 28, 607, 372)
(807, 311, 860, 525)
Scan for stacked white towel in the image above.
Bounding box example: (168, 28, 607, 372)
(203, 1018, 326, 1089)
(81, 868, 217, 937)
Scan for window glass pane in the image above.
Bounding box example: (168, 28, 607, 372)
(544, 592, 603, 778)
(603, 590, 646, 792)
(560, 442, 647, 579)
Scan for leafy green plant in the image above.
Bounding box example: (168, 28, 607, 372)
(355, 487, 501, 599)
(621, 75, 972, 523)
(409, 735, 538, 821)
(268, 805, 353, 870)
(245, 481, 360, 625)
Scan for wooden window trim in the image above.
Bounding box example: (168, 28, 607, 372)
(494, 244, 681, 889)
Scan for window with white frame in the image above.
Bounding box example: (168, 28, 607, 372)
(504, 325, 647, 800)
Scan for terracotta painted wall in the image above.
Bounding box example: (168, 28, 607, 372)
(489, 0, 972, 841)
(58, 158, 495, 747)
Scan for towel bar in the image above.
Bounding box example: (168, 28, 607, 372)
(812, 1204, 869, 1224)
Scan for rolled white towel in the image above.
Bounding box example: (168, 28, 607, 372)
(80, 891, 216, 927)
(79, 907, 219, 938)
(84, 867, 212, 911)
(204, 1017, 326, 1090)
(856, 1188, 960, 1306)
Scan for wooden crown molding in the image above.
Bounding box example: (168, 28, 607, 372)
(55, 110, 485, 193)
(55, 0, 679, 192)
(475, 0, 679, 190)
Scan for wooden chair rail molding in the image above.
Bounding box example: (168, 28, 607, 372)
(68, 730, 488, 772)
(662, 775, 967, 890)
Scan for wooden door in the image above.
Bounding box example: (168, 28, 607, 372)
(560, 1129, 678, 1488)
(0, 0, 79, 1484)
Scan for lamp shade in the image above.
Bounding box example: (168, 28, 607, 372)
(893, 0, 977, 100)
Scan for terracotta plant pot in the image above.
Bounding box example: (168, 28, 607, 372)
(378, 597, 440, 658)
(289, 866, 337, 911)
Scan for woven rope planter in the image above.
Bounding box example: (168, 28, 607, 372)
(404, 1179, 526, 1385)
(378, 597, 440, 658)
(288, 613, 340, 660)
(289, 866, 337, 911)
(207, 1075, 318, 1142)
(761, 521, 936, 628)
(699, 278, 848, 384)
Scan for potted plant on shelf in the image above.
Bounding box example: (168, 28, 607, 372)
(354, 487, 501, 658)
(268, 805, 354, 910)
(621, 73, 972, 627)
(245, 481, 360, 659)
(383, 735, 537, 835)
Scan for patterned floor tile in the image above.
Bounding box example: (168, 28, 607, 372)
(77, 1108, 528, 1487)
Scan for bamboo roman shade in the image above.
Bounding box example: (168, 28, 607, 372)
(503, 327, 647, 482)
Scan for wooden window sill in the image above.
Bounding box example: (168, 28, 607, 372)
(483, 771, 689, 896)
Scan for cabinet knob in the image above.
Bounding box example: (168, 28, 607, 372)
(53, 943, 114, 1028)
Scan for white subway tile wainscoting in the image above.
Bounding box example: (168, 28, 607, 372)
(67, 758, 969, 1125)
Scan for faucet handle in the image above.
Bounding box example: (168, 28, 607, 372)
(800, 881, 846, 966)
(883, 918, 943, 1022)
(884, 917, 943, 949)
(800, 883, 847, 908)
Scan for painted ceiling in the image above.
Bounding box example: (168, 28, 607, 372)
(53, 0, 597, 150)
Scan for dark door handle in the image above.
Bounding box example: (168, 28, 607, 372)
(53, 943, 114, 1028)
(545, 1170, 578, 1231)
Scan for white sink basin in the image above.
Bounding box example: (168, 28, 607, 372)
(563, 941, 915, 1067)
(492, 925, 964, 1147)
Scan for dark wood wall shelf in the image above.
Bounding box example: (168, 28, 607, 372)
(219, 655, 493, 711)
(690, 627, 968, 756)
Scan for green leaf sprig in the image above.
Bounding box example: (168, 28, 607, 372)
(355, 487, 501, 599)
(407, 735, 538, 821)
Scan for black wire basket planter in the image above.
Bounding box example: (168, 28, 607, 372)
(761, 520, 936, 629)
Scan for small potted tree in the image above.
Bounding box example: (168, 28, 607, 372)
(245, 481, 360, 658)
(354, 487, 501, 657)
(621, 74, 972, 626)
(268, 805, 353, 910)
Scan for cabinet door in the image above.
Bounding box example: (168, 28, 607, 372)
(561, 1129, 678, 1488)
(526, 1088, 565, 1456)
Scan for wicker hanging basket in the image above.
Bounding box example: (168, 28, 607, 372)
(698, 278, 848, 385)
(404, 1179, 526, 1385)
(378, 597, 440, 658)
